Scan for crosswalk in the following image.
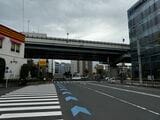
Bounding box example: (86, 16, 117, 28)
(0, 84, 63, 120)
(53, 81, 94, 84)
(53, 81, 84, 84)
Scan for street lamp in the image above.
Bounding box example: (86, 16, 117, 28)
(28, 20, 30, 33)
(67, 33, 69, 39)
(137, 39, 143, 84)
(22, 0, 24, 32)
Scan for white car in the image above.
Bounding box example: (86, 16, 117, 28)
(105, 77, 110, 81)
(108, 77, 116, 83)
(72, 76, 81, 80)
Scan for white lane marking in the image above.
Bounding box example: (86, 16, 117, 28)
(88, 83, 160, 99)
(0, 105, 61, 111)
(0, 101, 60, 106)
(0, 95, 58, 100)
(2, 94, 57, 97)
(85, 86, 160, 116)
(0, 98, 58, 103)
(0, 111, 62, 119)
(8, 92, 56, 94)
(4, 93, 57, 96)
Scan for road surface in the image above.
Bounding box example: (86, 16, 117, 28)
(0, 81, 160, 120)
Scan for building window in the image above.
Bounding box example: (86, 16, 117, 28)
(0, 40, 2, 48)
(11, 42, 16, 51)
(11, 42, 21, 53)
(16, 44, 20, 53)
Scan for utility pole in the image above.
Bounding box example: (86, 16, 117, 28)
(28, 20, 30, 33)
(137, 39, 143, 84)
(22, 0, 24, 32)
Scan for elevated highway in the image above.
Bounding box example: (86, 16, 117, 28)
(24, 34, 130, 65)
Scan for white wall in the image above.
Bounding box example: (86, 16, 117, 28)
(71, 60, 78, 75)
(0, 37, 27, 79)
(48, 59, 55, 75)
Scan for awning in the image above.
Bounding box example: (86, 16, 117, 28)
(0, 34, 5, 40)
(10, 38, 22, 45)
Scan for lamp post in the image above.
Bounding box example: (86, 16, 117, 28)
(28, 20, 30, 33)
(137, 38, 143, 84)
(22, 0, 24, 32)
(67, 33, 69, 39)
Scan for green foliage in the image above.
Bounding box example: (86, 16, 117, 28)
(83, 68, 89, 76)
(96, 68, 105, 79)
(20, 64, 30, 79)
(63, 71, 72, 78)
(30, 65, 38, 78)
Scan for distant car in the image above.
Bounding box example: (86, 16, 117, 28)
(108, 77, 116, 83)
(105, 77, 110, 81)
(72, 76, 82, 80)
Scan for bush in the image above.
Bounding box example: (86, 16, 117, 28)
(20, 64, 30, 79)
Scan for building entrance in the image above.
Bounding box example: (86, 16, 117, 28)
(0, 58, 5, 82)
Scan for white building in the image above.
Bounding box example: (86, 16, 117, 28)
(48, 59, 55, 74)
(71, 60, 78, 75)
(71, 60, 92, 76)
(0, 24, 27, 80)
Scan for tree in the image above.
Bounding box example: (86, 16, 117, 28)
(30, 65, 38, 78)
(95, 65, 105, 81)
(63, 71, 72, 78)
(20, 64, 30, 79)
(83, 68, 89, 77)
(19, 64, 30, 86)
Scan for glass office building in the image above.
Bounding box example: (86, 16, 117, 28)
(128, 0, 160, 81)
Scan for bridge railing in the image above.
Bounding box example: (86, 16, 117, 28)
(25, 35, 130, 50)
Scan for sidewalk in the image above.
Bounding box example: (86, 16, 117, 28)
(0, 80, 52, 96)
(125, 80, 160, 88)
(0, 87, 22, 96)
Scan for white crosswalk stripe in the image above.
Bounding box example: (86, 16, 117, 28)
(0, 98, 59, 103)
(0, 111, 62, 119)
(0, 84, 63, 119)
(0, 101, 60, 107)
(0, 95, 58, 99)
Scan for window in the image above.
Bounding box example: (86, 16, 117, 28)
(0, 40, 2, 48)
(16, 44, 20, 53)
(11, 42, 16, 51)
(11, 42, 21, 53)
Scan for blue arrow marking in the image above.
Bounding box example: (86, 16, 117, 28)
(65, 96, 78, 102)
(71, 106, 91, 117)
(58, 86, 65, 89)
(62, 91, 72, 95)
(57, 84, 63, 86)
(60, 88, 68, 91)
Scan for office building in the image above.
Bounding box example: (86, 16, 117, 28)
(128, 0, 160, 80)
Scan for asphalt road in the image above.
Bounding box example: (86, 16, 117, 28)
(56, 81, 160, 120)
(0, 81, 160, 120)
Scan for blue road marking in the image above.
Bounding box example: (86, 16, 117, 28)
(58, 86, 64, 89)
(57, 85, 64, 88)
(62, 91, 72, 95)
(71, 106, 92, 117)
(65, 96, 78, 102)
(60, 88, 68, 91)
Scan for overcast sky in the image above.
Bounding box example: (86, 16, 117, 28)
(0, 0, 137, 44)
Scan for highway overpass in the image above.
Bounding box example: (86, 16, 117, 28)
(24, 33, 130, 65)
